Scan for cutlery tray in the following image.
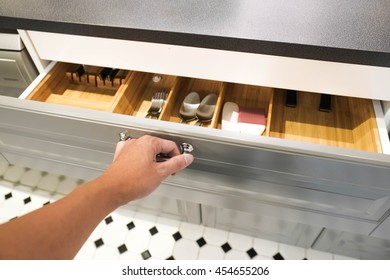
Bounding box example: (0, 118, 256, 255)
(27, 62, 382, 153)
(27, 63, 132, 112)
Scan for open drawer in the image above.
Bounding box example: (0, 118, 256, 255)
(1, 60, 390, 234)
(24, 62, 386, 153)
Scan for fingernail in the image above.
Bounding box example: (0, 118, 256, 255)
(183, 153, 194, 166)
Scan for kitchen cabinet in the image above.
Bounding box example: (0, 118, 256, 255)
(0, 32, 38, 97)
(313, 228, 390, 259)
(1, 0, 390, 257)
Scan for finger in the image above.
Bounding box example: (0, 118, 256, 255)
(113, 140, 128, 161)
(157, 153, 194, 177)
(154, 137, 181, 157)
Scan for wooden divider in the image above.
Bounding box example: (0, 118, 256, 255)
(269, 89, 382, 153)
(28, 63, 130, 112)
(220, 83, 274, 136)
(160, 77, 225, 128)
(26, 63, 382, 153)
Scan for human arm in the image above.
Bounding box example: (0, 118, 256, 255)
(0, 135, 194, 259)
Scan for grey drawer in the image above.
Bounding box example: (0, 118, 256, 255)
(1, 59, 390, 234)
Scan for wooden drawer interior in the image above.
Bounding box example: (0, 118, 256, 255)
(269, 89, 382, 153)
(217, 83, 274, 136)
(160, 77, 225, 128)
(27, 63, 132, 112)
(26, 62, 383, 153)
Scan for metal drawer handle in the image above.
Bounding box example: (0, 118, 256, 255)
(179, 143, 194, 154)
(118, 131, 193, 162)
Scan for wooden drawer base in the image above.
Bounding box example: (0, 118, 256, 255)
(26, 62, 383, 153)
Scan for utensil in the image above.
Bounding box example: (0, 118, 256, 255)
(179, 91, 200, 123)
(195, 93, 218, 125)
(145, 90, 168, 119)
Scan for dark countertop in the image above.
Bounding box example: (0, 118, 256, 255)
(1, 0, 390, 67)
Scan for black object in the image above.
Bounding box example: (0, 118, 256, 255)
(319, 94, 331, 112)
(75, 65, 85, 80)
(108, 68, 119, 83)
(285, 89, 297, 107)
(99, 67, 112, 84)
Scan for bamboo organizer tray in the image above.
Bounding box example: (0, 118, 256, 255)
(218, 83, 274, 136)
(110, 71, 177, 117)
(160, 77, 225, 129)
(27, 63, 382, 153)
(269, 90, 382, 153)
(27, 63, 132, 112)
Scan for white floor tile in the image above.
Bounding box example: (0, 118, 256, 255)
(102, 218, 129, 247)
(198, 244, 224, 260)
(0, 191, 25, 219)
(37, 174, 61, 193)
(0, 180, 14, 189)
(125, 227, 151, 254)
(93, 245, 119, 260)
(279, 243, 305, 260)
(172, 239, 199, 260)
(30, 189, 53, 204)
(253, 237, 279, 258)
(56, 178, 78, 195)
(119, 250, 143, 260)
(133, 212, 157, 230)
(74, 240, 96, 260)
(224, 249, 251, 260)
(18, 195, 47, 217)
(253, 255, 273, 260)
(179, 221, 204, 240)
(3, 165, 26, 183)
(155, 216, 181, 235)
(148, 232, 175, 260)
(228, 231, 253, 251)
(203, 226, 228, 246)
(19, 169, 42, 188)
(14, 184, 33, 193)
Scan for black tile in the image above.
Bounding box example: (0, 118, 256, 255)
(166, 256, 175, 260)
(23, 197, 31, 204)
(196, 237, 207, 248)
(149, 226, 158, 236)
(94, 238, 104, 248)
(5, 192, 12, 200)
(247, 248, 258, 259)
(43, 201, 50, 206)
(118, 244, 128, 254)
(127, 221, 135, 230)
(141, 250, 152, 260)
(105, 216, 113, 225)
(221, 242, 232, 253)
(172, 231, 182, 241)
(273, 252, 285, 260)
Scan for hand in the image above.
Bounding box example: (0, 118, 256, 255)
(99, 135, 194, 206)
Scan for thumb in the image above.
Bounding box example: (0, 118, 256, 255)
(113, 140, 127, 161)
(159, 153, 194, 176)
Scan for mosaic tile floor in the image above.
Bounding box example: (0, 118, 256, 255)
(0, 162, 356, 260)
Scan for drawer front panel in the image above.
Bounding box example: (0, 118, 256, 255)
(1, 95, 390, 225)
